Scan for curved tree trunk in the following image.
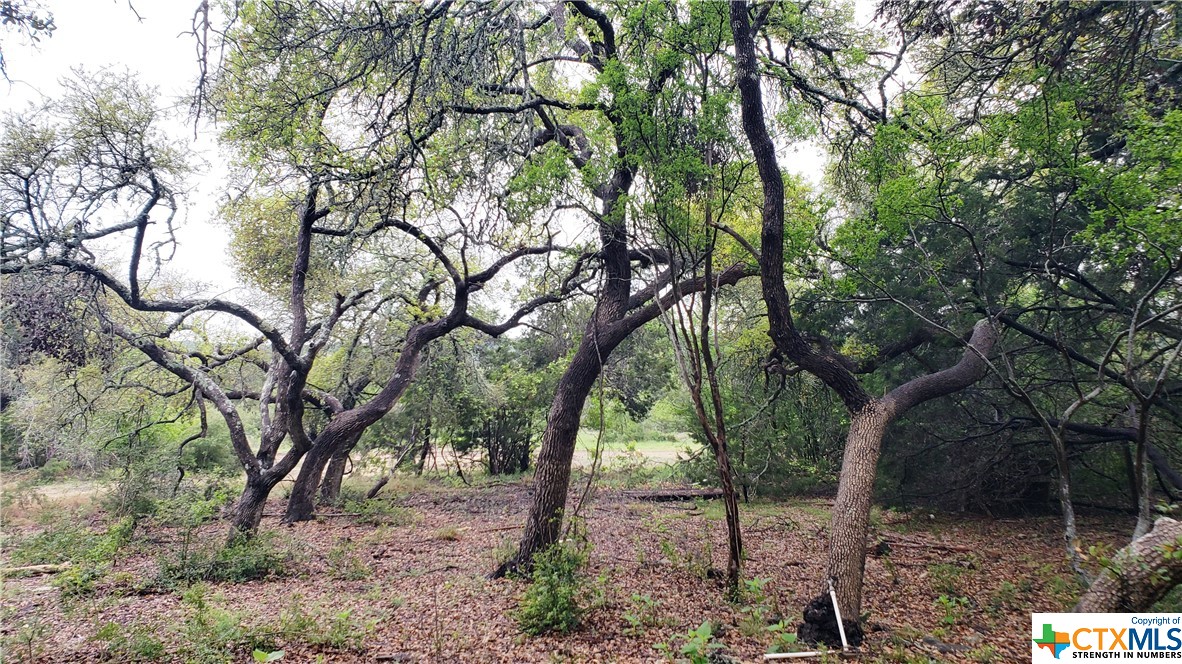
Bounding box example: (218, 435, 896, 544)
(491, 334, 605, 577)
(1075, 517, 1182, 612)
(283, 327, 440, 523)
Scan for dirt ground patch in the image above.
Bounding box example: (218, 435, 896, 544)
(0, 478, 1131, 662)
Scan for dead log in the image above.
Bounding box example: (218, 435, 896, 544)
(619, 488, 724, 502)
(2, 563, 73, 576)
(879, 533, 975, 553)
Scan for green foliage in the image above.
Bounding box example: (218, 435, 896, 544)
(1152, 584, 1182, 613)
(8, 513, 134, 597)
(655, 621, 725, 664)
(157, 532, 290, 587)
(1, 614, 47, 662)
(180, 584, 273, 663)
(622, 593, 672, 635)
(968, 644, 1002, 663)
(735, 576, 779, 638)
(93, 621, 167, 662)
(766, 621, 800, 654)
(933, 595, 970, 627)
(278, 597, 376, 651)
(927, 563, 966, 596)
(154, 481, 235, 528)
(516, 538, 591, 635)
(7, 513, 111, 566)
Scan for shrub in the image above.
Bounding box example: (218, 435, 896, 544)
(278, 596, 376, 651)
(9, 514, 134, 597)
(181, 584, 273, 663)
(516, 538, 590, 635)
(158, 532, 290, 586)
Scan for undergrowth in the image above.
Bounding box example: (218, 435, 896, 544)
(516, 533, 593, 635)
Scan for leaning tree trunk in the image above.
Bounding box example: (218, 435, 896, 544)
(283, 327, 439, 522)
(491, 336, 604, 577)
(799, 404, 889, 647)
(1075, 517, 1182, 611)
(319, 431, 362, 505)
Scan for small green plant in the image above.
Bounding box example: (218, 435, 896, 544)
(278, 597, 376, 651)
(655, 621, 724, 664)
(934, 595, 970, 627)
(434, 525, 461, 541)
(735, 576, 775, 637)
(927, 562, 966, 596)
(4, 615, 47, 662)
(52, 564, 104, 597)
(968, 644, 1001, 663)
(181, 584, 273, 663)
(766, 621, 799, 654)
(656, 530, 713, 580)
(623, 593, 671, 635)
(489, 536, 518, 568)
(515, 538, 590, 635)
(987, 581, 1019, 615)
(252, 650, 286, 662)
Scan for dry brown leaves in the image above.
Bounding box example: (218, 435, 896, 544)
(0, 480, 1133, 663)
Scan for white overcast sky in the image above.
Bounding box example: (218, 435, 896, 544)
(2, 1, 238, 295)
(1, 1, 880, 299)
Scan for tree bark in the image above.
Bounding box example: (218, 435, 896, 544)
(285, 442, 336, 522)
(717, 447, 743, 590)
(827, 404, 889, 627)
(283, 323, 441, 522)
(229, 474, 276, 540)
(319, 432, 361, 505)
(1075, 517, 1182, 612)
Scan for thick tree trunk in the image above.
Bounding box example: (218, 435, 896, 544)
(285, 443, 335, 522)
(1075, 517, 1182, 611)
(799, 404, 889, 646)
(228, 474, 275, 540)
(491, 335, 605, 577)
(283, 327, 439, 522)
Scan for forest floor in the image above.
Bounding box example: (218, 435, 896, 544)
(0, 470, 1133, 663)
